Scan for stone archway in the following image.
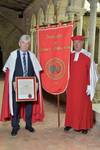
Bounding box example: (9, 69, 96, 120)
(57, 0, 69, 22)
(31, 14, 36, 28)
(37, 8, 44, 25)
(0, 15, 22, 63)
(45, 0, 55, 24)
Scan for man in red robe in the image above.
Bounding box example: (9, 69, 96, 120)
(0, 35, 44, 136)
(64, 35, 98, 134)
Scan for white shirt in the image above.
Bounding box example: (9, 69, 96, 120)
(20, 50, 28, 74)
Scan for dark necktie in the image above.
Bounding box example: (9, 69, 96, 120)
(23, 52, 27, 76)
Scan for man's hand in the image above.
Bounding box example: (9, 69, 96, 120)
(36, 82, 39, 92)
(13, 82, 16, 91)
(86, 85, 91, 96)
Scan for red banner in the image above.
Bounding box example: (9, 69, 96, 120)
(37, 24, 73, 95)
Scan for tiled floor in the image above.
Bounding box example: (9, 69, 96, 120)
(0, 78, 100, 150)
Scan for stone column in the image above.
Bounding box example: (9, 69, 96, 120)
(98, 28, 100, 64)
(30, 28, 36, 54)
(30, 29, 34, 53)
(85, 29, 89, 50)
(68, 11, 74, 51)
(94, 27, 100, 103)
(76, 11, 84, 35)
(93, 72, 100, 103)
(88, 0, 97, 61)
(93, 26, 100, 103)
(25, 16, 30, 34)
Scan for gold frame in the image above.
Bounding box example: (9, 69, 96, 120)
(16, 76, 37, 102)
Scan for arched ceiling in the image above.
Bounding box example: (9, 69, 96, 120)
(0, 0, 99, 32)
(0, 1, 35, 33)
(0, 0, 34, 12)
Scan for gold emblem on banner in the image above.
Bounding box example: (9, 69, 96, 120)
(45, 57, 65, 80)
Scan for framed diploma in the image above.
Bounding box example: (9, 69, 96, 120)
(16, 77, 37, 102)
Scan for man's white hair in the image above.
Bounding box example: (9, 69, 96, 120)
(19, 34, 31, 42)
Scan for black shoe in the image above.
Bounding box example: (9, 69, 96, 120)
(18, 125, 20, 131)
(11, 128, 18, 136)
(82, 130, 88, 134)
(74, 129, 81, 132)
(64, 126, 72, 131)
(25, 126, 35, 132)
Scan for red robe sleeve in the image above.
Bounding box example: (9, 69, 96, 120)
(0, 69, 44, 123)
(0, 69, 10, 121)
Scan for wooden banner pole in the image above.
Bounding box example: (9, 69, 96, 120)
(57, 95, 60, 128)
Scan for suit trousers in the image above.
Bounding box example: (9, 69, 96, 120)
(11, 87, 33, 129)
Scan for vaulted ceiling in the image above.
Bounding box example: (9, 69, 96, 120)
(0, 0, 35, 34)
(0, 0, 33, 12)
